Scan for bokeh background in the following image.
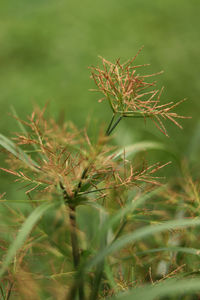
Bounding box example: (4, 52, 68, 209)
(0, 0, 200, 199)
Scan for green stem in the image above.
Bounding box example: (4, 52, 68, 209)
(68, 205, 85, 300)
(89, 234, 106, 300)
(112, 220, 127, 243)
(69, 205, 80, 268)
(6, 282, 13, 300)
(64, 113, 123, 299)
(105, 114, 115, 136)
(0, 285, 5, 300)
(106, 115, 123, 136)
(73, 167, 89, 198)
(89, 264, 104, 300)
(60, 182, 85, 300)
(87, 115, 124, 299)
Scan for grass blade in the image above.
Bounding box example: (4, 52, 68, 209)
(87, 218, 200, 270)
(109, 278, 200, 300)
(136, 246, 200, 256)
(0, 202, 58, 278)
(10, 106, 28, 137)
(0, 134, 39, 171)
(114, 141, 178, 161)
(100, 186, 164, 240)
(10, 106, 44, 161)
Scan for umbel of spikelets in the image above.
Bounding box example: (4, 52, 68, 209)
(90, 48, 189, 137)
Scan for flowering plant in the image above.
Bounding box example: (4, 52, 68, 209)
(0, 51, 194, 300)
(90, 49, 187, 136)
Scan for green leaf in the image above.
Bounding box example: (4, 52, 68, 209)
(87, 218, 200, 270)
(114, 141, 176, 161)
(108, 278, 200, 300)
(0, 134, 39, 171)
(100, 186, 164, 240)
(11, 106, 44, 160)
(104, 262, 118, 291)
(0, 201, 58, 278)
(136, 246, 200, 256)
(10, 106, 29, 137)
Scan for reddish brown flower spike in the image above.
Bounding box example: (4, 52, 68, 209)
(90, 50, 190, 136)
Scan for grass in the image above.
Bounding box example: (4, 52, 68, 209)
(0, 54, 200, 299)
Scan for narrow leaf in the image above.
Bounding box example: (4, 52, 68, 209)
(136, 246, 200, 256)
(87, 218, 200, 270)
(109, 278, 200, 300)
(114, 141, 176, 161)
(0, 134, 39, 171)
(0, 202, 58, 278)
(100, 186, 164, 238)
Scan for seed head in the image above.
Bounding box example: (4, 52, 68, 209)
(90, 49, 190, 136)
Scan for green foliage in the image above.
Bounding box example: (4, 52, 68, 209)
(0, 202, 59, 279)
(110, 278, 200, 300)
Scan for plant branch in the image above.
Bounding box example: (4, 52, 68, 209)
(60, 182, 85, 300)
(68, 205, 80, 268)
(105, 114, 115, 136)
(106, 115, 123, 136)
(73, 167, 89, 198)
(68, 205, 85, 300)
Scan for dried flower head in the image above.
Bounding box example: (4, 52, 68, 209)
(90, 49, 189, 136)
(1, 107, 167, 200)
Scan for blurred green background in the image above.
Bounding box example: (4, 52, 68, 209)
(0, 0, 200, 198)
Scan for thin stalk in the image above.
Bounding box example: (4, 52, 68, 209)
(0, 285, 5, 300)
(105, 114, 115, 136)
(64, 113, 122, 299)
(73, 167, 89, 198)
(6, 282, 13, 300)
(69, 205, 80, 268)
(87, 114, 124, 299)
(112, 220, 127, 243)
(67, 266, 86, 300)
(89, 264, 104, 300)
(89, 218, 127, 300)
(79, 186, 113, 196)
(61, 182, 85, 300)
(68, 204, 85, 300)
(106, 115, 123, 136)
(89, 234, 107, 300)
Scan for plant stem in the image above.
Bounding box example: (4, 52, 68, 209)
(6, 282, 13, 300)
(89, 232, 107, 300)
(60, 182, 85, 300)
(89, 264, 104, 300)
(63, 113, 122, 300)
(112, 220, 127, 243)
(106, 115, 123, 136)
(105, 114, 115, 136)
(68, 204, 85, 300)
(86, 114, 124, 300)
(74, 167, 89, 198)
(69, 205, 80, 268)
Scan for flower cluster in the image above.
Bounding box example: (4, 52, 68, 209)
(90, 49, 188, 136)
(1, 107, 167, 201)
